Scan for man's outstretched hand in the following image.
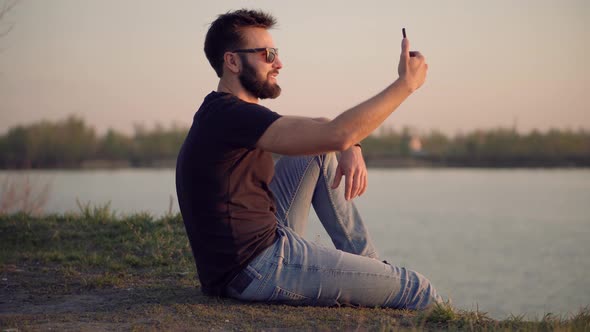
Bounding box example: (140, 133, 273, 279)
(398, 38, 428, 92)
(331, 145, 367, 200)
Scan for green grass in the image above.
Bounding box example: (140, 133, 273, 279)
(1, 207, 589, 331)
(1, 205, 194, 274)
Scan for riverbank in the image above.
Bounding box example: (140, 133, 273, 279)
(1, 211, 588, 331)
(3, 157, 590, 170)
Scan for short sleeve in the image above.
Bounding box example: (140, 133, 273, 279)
(211, 100, 281, 149)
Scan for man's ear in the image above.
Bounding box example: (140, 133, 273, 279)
(223, 52, 241, 74)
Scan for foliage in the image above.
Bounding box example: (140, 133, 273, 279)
(363, 126, 590, 167)
(131, 123, 187, 166)
(0, 116, 589, 168)
(441, 128, 590, 166)
(0, 116, 187, 168)
(0, 116, 97, 168)
(0, 0, 18, 40)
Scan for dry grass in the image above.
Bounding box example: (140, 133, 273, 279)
(0, 175, 51, 215)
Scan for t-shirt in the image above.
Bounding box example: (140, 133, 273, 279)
(175, 91, 282, 296)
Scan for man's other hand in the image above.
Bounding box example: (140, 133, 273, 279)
(331, 145, 367, 200)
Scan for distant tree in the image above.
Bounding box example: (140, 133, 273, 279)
(361, 128, 403, 159)
(0, 0, 18, 77)
(1, 115, 588, 169)
(0, 0, 18, 40)
(132, 124, 187, 166)
(97, 129, 133, 161)
(421, 130, 450, 159)
(0, 116, 97, 168)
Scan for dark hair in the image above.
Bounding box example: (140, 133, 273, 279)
(204, 9, 277, 78)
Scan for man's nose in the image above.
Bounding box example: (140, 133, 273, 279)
(273, 55, 283, 69)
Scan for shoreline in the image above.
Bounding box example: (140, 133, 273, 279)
(1, 157, 589, 171)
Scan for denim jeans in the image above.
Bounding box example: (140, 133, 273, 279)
(225, 153, 443, 309)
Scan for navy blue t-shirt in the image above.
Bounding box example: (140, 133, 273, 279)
(176, 91, 282, 295)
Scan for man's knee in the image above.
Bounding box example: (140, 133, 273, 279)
(316, 151, 338, 168)
(408, 270, 443, 309)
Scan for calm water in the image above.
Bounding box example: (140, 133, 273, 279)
(1, 168, 589, 319)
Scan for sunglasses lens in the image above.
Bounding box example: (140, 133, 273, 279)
(267, 49, 276, 63)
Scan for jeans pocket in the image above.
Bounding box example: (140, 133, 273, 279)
(244, 264, 263, 280)
(268, 286, 311, 305)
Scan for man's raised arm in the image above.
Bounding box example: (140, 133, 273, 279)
(256, 38, 428, 155)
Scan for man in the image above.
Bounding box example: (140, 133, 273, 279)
(176, 9, 442, 309)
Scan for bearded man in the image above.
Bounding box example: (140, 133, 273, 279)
(176, 9, 442, 309)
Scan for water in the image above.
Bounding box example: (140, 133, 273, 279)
(1, 168, 589, 319)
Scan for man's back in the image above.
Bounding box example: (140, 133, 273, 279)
(175, 91, 281, 295)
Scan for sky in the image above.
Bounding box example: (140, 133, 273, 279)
(0, 0, 588, 136)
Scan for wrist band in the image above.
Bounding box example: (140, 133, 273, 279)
(354, 143, 362, 148)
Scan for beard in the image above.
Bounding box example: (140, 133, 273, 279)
(238, 55, 281, 99)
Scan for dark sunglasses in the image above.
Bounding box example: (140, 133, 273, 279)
(231, 47, 278, 63)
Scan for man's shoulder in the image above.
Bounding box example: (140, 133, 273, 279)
(202, 91, 269, 112)
(197, 92, 278, 128)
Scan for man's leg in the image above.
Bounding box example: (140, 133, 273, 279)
(227, 153, 443, 309)
(226, 224, 443, 309)
(270, 153, 377, 258)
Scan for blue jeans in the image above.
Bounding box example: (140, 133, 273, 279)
(225, 153, 442, 309)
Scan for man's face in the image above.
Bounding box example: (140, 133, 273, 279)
(239, 54, 281, 99)
(237, 28, 283, 100)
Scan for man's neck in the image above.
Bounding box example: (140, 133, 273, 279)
(217, 78, 259, 104)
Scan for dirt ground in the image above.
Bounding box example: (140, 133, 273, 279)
(0, 264, 418, 331)
(1, 264, 207, 331)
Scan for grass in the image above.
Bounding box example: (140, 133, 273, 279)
(1, 206, 589, 331)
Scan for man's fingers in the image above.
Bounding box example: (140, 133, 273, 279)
(349, 173, 358, 199)
(345, 171, 353, 200)
(359, 171, 367, 196)
(401, 38, 410, 58)
(351, 171, 362, 199)
(331, 166, 343, 189)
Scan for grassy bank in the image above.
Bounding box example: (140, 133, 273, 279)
(1, 208, 588, 331)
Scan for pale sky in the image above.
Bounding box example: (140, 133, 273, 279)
(0, 0, 588, 136)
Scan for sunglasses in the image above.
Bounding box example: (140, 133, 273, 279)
(231, 47, 278, 64)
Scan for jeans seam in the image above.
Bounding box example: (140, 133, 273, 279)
(270, 286, 311, 301)
(320, 156, 359, 254)
(279, 156, 315, 225)
(282, 261, 410, 282)
(251, 261, 275, 297)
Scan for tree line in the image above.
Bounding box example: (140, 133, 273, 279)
(1, 116, 589, 169)
(362, 126, 590, 167)
(0, 116, 185, 168)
